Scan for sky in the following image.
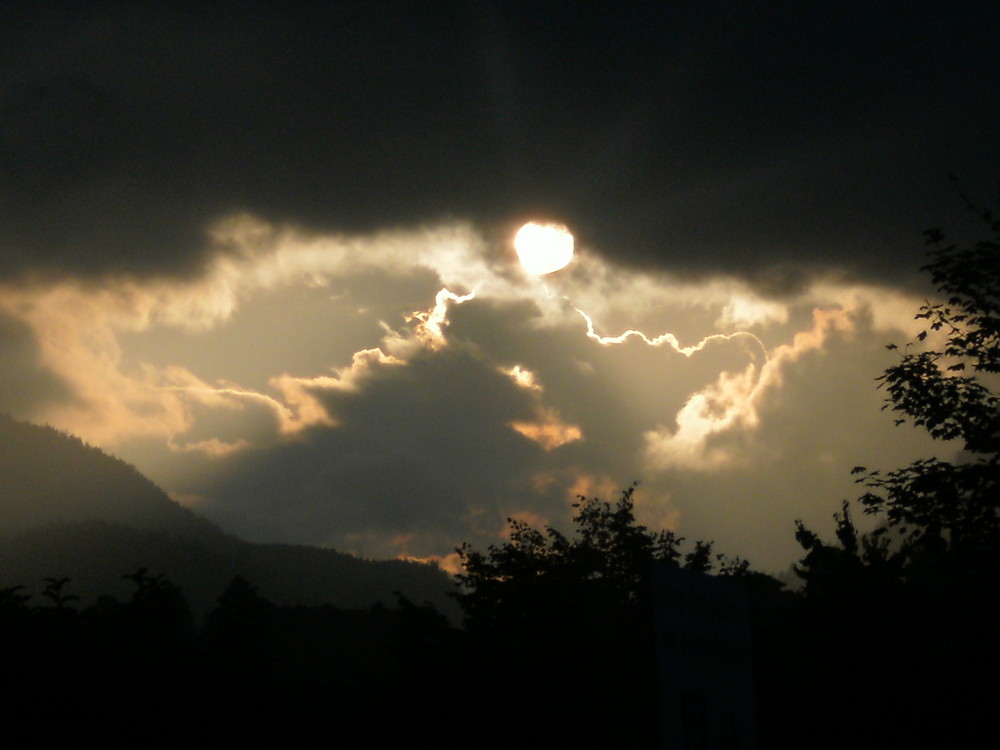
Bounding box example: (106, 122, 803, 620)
(1, 2, 998, 574)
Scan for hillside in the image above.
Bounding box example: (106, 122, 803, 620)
(0, 413, 221, 538)
(0, 415, 456, 617)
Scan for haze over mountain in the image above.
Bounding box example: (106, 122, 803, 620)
(0, 414, 455, 617)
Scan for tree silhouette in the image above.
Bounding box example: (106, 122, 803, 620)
(121, 567, 195, 640)
(206, 576, 274, 645)
(793, 500, 904, 594)
(40, 577, 79, 610)
(855, 190, 1000, 554)
(452, 484, 748, 748)
(454, 483, 740, 630)
(786, 192, 1000, 749)
(0, 584, 30, 611)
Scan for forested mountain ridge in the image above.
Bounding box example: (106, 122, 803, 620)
(0, 414, 455, 617)
(0, 413, 221, 538)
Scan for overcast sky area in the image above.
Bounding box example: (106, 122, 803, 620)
(2, 2, 998, 573)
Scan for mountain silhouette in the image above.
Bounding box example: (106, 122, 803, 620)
(0, 413, 220, 538)
(0, 414, 455, 618)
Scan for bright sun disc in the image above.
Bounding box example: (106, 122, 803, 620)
(514, 222, 574, 275)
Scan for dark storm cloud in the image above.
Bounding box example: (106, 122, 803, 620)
(0, 2, 494, 277)
(194, 345, 547, 550)
(2, 2, 996, 284)
(167, 280, 783, 561)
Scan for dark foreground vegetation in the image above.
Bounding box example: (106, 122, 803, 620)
(3, 197, 999, 747)
(2, 481, 994, 747)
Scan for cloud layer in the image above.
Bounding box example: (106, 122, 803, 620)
(2, 3, 992, 573)
(2, 3, 997, 285)
(0, 216, 944, 571)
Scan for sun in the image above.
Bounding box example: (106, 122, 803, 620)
(514, 221, 575, 275)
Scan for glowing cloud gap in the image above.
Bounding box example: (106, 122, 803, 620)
(501, 365, 543, 392)
(158, 383, 288, 409)
(508, 406, 583, 450)
(571, 303, 862, 473)
(406, 287, 477, 350)
(644, 307, 856, 471)
(575, 308, 767, 359)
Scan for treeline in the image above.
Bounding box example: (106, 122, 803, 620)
(1, 571, 462, 745)
(449, 486, 999, 749)
(3, 494, 995, 748)
(0, 519, 457, 620)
